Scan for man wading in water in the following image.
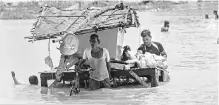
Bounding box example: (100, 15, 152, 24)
(138, 29, 167, 87)
(79, 34, 111, 90)
(11, 71, 38, 85)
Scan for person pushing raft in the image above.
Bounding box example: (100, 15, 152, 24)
(138, 29, 168, 87)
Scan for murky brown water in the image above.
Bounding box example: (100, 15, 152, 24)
(0, 2, 218, 105)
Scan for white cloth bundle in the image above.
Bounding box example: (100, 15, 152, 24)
(136, 52, 168, 69)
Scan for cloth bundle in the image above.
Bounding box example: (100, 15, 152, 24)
(136, 52, 168, 69)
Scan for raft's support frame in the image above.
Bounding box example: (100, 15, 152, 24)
(39, 68, 169, 88)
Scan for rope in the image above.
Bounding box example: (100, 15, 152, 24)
(138, 26, 141, 47)
(48, 38, 51, 57)
(48, 38, 53, 80)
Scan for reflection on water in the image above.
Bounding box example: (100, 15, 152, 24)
(0, 2, 218, 105)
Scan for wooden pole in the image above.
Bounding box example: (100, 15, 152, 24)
(129, 70, 149, 87)
(38, 13, 132, 18)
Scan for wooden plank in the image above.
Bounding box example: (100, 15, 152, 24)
(38, 69, 89, 74)
(111, 68, 154, 77)
(159, 69, 170, 82)
(111, 60, 127, 64)
(39, 68, 163, 88)
(128, 70, 149, 87)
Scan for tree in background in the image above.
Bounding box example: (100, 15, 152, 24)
(7, 2, 12, 12)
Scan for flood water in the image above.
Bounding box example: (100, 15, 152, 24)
(0, 2, 218, 105)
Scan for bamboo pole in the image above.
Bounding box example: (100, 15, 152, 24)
(26, 22, 136, 41)
(129, 70, 149, 87)
(39, 15, 86, 18)
(26, 22, 135, 39)
(38, 13, 132, 18)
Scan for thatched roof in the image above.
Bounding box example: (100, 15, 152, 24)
(24, 3, 140, 42)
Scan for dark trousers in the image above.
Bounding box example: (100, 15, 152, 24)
(151, 69, 159, 87)
(89, 78, 111, 90)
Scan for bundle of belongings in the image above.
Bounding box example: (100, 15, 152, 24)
(135, 52, 168, 69)
(111, 45, 168, 70)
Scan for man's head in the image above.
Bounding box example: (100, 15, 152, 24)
(164, 21, 169, 27)
(213, 10, 217, 15)
(90, 34, 100, 48)
(205, 14, 209, 19)
(141, 29, 152, 46)
(29, 75, 38, 85)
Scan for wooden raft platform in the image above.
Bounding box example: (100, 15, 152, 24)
(39, 68, 169, 88)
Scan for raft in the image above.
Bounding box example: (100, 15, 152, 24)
(39, 67, 169, 88)
(25, 3, 170, 89)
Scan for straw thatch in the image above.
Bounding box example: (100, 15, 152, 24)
(24, 3, 140, 42)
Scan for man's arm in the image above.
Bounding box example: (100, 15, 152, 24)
(11, 71, 21, 85)
(161, 51, 167, 59)
(157, 42, 167, 59)
(106, 62, 111, 78)
(78, 59, 87, 68)
(105, 49, 111, 78)
(66, 56, 80, 70)
(76, 49, 88, 70)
